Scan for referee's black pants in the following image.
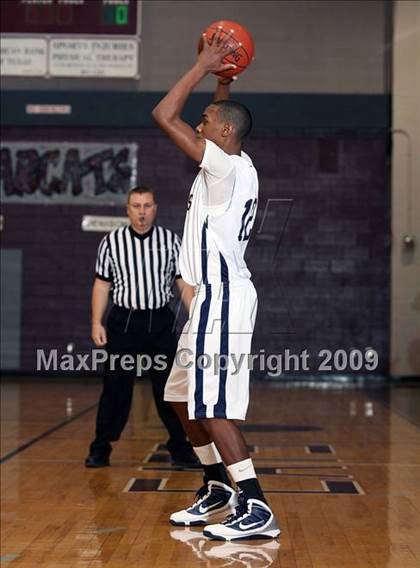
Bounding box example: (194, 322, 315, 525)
(89, 304, 189, 458)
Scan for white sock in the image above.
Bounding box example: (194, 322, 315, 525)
(227, 458, 256, 483)
(193, 442, 223, 465)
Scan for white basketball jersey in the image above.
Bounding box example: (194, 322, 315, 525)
(180, 139, 259, 286)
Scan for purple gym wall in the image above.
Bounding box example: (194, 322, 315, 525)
(1, 127, 390, 375)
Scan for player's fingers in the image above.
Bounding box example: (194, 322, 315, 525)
(202, 32, 213, 50)
(222, 28, 236, 50)
(225, 40, 241, 56)
(220, 63, 237, 73)
(215, 26, 231, 52)
(218, 73, 238, 84)
(214, 26, 223, 45)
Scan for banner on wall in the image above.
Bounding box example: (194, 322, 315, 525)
(0, 142, 138, 204)
(49, 38, 139, 78)
(0, 38, 48, 77)
(1, 37, 140, 79)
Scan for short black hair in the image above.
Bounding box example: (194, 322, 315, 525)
(127, 186, 156, 203)
(212, 100, 252, 140)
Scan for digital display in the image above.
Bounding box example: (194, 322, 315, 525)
(0, 0, 138, 36)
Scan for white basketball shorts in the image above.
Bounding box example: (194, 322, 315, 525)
(164, 280, 258, 420)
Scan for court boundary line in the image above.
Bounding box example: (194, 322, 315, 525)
(0, 403, 97, 465)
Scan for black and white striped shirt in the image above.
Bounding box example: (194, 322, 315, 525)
(95, 225, 181, 310)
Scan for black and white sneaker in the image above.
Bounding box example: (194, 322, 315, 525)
(170, 481, 238, 526)
(203, 493, 280, 541)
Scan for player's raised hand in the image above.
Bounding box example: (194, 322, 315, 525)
(214, 74, 237, 102)
(218, 75, 237, 85)
(197, 26, 238, 75)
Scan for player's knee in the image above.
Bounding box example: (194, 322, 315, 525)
(200, 417, 229, 434)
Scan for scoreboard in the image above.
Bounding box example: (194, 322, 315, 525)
(0, 0, 141, 78)
(0, 0, 138, 36)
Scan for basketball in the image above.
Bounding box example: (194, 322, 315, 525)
(198, 20, 255, 78)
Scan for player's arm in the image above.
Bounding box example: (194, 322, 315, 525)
(214, 76, 235, 103)
(175, 278, 195, 313)
(152, 28, 236, 162)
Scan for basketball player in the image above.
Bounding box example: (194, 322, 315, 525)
(152, 28, 280, 540)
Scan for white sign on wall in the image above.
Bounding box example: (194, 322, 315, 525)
(0, 37, 139, 79)
(0, 37, 47, 76)
(49, 38, 138, 78)
(81, 216, 128, 232)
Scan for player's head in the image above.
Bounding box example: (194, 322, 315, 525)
(127, 186, 157, 234)
(195, 100, 252, 148)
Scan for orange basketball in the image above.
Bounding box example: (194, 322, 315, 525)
(198, 20, 255, 79)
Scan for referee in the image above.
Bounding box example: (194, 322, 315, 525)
(85, 186, 198, 468)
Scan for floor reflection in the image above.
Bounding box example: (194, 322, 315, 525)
(170, 527, 280, 567)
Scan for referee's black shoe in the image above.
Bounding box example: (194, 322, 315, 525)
(85, 454, 110, 468)
(168, 443, 202, 469)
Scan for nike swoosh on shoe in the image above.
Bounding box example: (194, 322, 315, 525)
(238, 519, 268, 530)
(198, 500, 225, 514)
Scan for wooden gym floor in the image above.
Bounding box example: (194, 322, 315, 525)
(1, 379, 420, 568)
